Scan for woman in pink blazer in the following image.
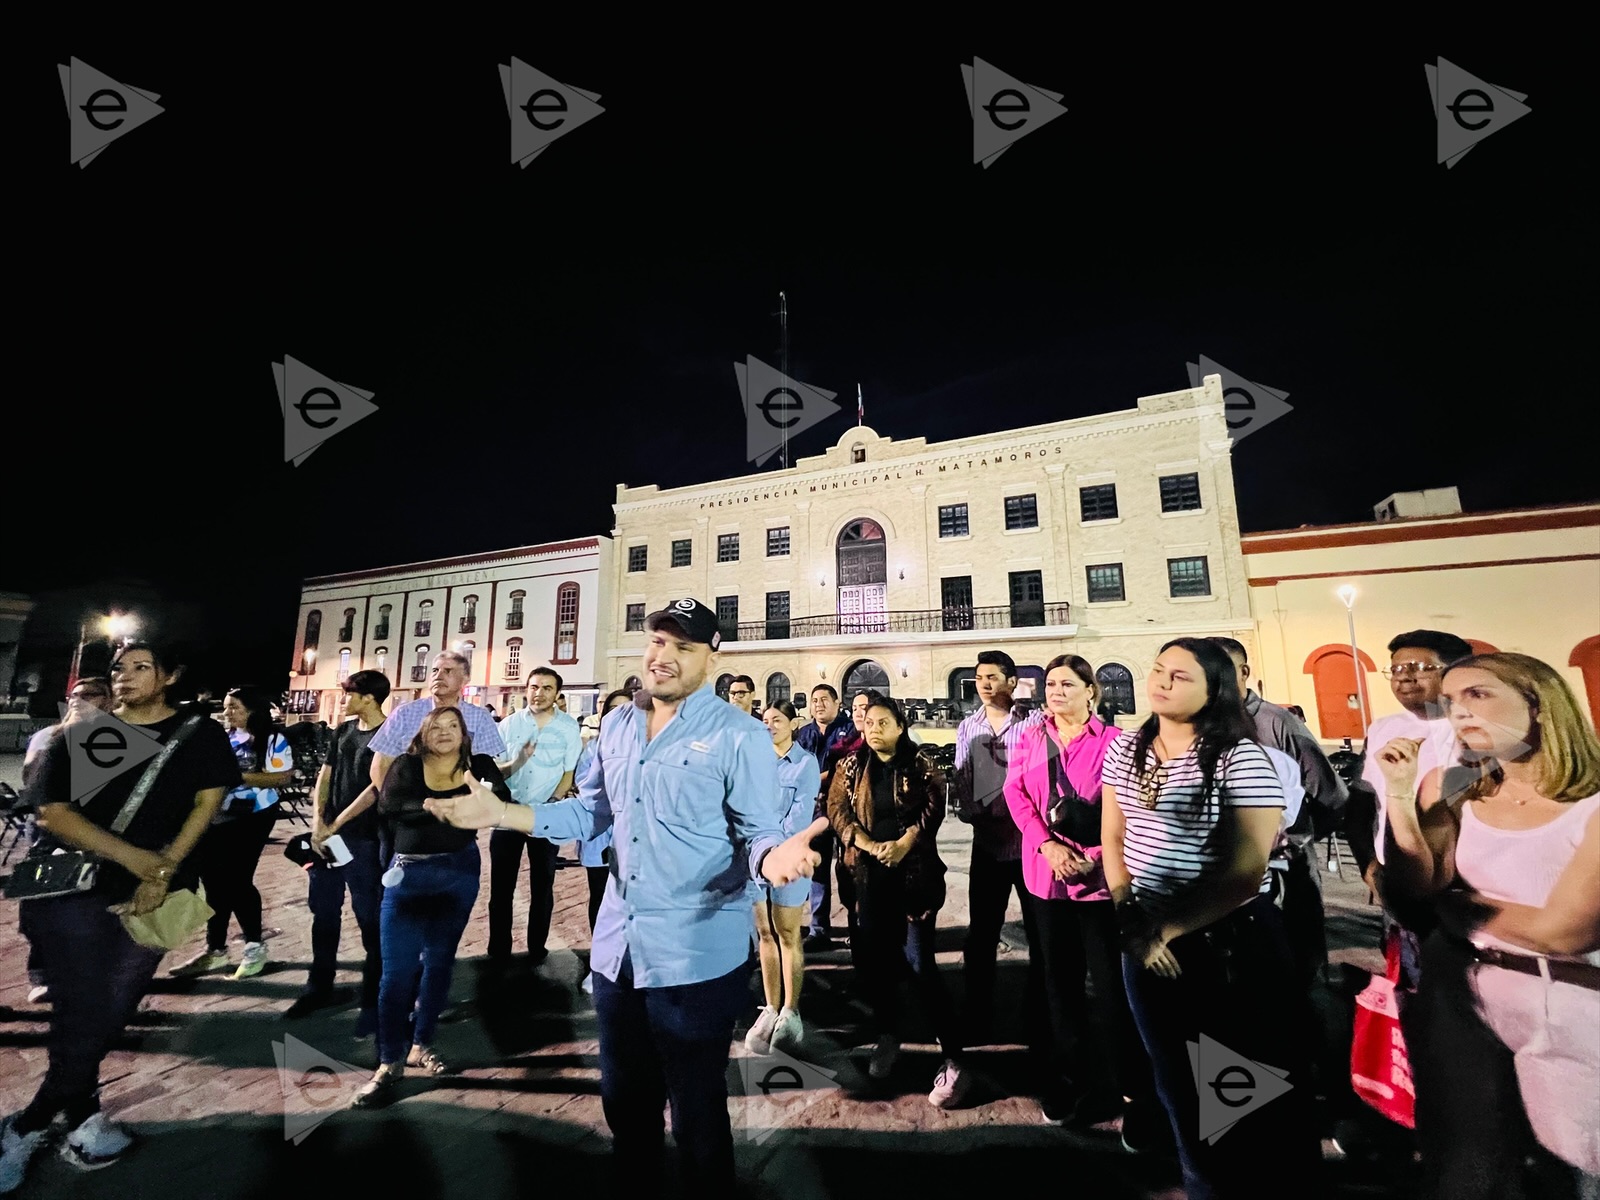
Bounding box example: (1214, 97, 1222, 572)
(1005, 653, 1158, 1149)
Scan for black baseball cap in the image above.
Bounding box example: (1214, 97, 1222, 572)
(645, 598, 722, 649)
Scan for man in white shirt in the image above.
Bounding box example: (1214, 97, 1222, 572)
(487, 667, 582, 965)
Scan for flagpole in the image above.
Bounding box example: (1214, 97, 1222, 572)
(778, 292, 788, 469)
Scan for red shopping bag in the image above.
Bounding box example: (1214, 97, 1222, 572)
(1350, 929, 1416, 1128)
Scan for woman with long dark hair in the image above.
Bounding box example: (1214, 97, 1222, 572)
(827, 692, 966, 1107)
(171, 686, 294, 980)
(1382, 653, 1600, 1198)
(1100, 638, 1318, 1198)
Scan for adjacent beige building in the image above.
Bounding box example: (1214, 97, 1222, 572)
(605, 375, 1253, 722)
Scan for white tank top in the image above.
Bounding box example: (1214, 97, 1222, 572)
(1455, 791, 1600, 966)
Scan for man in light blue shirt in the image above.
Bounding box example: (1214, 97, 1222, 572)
(426, 597, 826, 1198)
(487, 667, 582, 964)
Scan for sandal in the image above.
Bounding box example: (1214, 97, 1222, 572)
(407, 1046, 450, 1076)
(349, 1063, 403, 1108)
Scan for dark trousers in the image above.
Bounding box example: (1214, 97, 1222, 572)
(808, 833, 836, 936)
(1411, 931, 1587, 1200)
(1277, 845, 1330, 988)
(198, 807, 278, 948)
(586, 866, 609, 933)
(593, 958, 750, 1199)
(16, 892, 163, 1133)
(377, 843, 480, 1064)
(487, 826, 558, 959)
(1034, 896, 1150, 1102)
(961, 845, 1045, 1048)
(306, 835, 384, 1009)
(856, 865, 960, 1057)
(1122, 895, 1321, 1200)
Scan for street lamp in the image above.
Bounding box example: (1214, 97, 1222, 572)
(302, 647, 317, 677)
(68, 612, 139, 692)
(1337, 585, 1371, 737)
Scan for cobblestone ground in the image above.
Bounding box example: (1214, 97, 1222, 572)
(0, 754, 1405, 1199)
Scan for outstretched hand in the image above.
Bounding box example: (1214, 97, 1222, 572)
(424, 772, 503, 829)
(761, 816, 828, 886)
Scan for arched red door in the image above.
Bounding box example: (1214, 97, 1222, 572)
(1303, 644, 1378, 740)
(1465, 639, 1500, 655)
(1570, 636, 1600, 724)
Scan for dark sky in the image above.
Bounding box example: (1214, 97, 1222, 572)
(11, 27, 1593, 694)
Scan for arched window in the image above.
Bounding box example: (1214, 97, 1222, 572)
(415, 600, 434, 638)
(303, 610, 322, 650)
(374, 647, 388, 677)
(1095, 663, 1136, 717)
(843, 659, 891, 699)
(460, 595, 478, 634)
(766, 672, 792, 707)
(459, 641, 475, 675)
(338, 649, 351, 682)
(715, 673, 735, 700)
(414, 645, 431, 668)
(376, 603, 392, 639)
(505, 637, 524, 680)
(507, 589, 526, 629)
(339, 607, 357, 642)
(553, 582, 580, 664)
(836, 519, 887, 634)
(851, 443, 866, 463)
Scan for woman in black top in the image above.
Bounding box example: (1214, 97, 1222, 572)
(352, 707, 510, 1108)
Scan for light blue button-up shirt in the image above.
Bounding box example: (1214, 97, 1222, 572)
(499, 708, 583, 806)
(751, 740, 822, 909)
(531, 683, 784, 989)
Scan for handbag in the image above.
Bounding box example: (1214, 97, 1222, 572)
(1350, 926, 1417, 1129)
(3, 715, 205, 901)
(120, 885, 214, 950)
(1044, 730, 1102, 848)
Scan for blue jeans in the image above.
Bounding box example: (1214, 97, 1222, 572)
(593, 957, 750, 1199)
(306, 835, 383, 1010)
(1121, 895, 1321, 1200)
(377, 841, 480, 1064)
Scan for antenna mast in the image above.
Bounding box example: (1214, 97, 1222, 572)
(778, 291, 789, 469)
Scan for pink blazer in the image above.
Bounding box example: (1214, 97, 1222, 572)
(1004, 718, 1123, 902)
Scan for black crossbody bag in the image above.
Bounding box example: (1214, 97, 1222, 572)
(4, 715, 204, 901)
(1044, 730, 1103, 849)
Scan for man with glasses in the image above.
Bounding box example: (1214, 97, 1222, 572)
(725, 676, 756, 715)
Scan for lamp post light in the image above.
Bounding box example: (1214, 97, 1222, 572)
(1337, 585, 1371, 737)
(302, 647, 317, 678)
(69, 613, 139, 692)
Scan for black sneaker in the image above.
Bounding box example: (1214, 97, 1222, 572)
(802, 932, 836, 953)
(285, 988, 351, 1019)
(1120, 1098, 1167, 1154)
(1039, 1085, 1086, 1127)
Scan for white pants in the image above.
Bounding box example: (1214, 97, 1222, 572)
(1472, 961, 1600, 1175)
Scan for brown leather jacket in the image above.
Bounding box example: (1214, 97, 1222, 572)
(827, 741, 947, 916)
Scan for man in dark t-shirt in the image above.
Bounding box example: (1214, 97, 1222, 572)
(288, 670, 390, 1023)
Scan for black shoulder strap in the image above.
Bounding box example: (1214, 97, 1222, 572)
(107, 715, 207, 836)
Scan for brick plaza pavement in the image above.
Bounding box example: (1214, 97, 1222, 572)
(0, 753, 1403, 1199)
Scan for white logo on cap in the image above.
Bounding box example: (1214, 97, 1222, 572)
(674, 599, 696, 611)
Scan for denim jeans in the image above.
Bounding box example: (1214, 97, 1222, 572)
(1121, 895, 1321, 1200)
(487, 827, 558, 959)
(16, 892, 164, 1133)
(592, 957, 750, 1199)
(306, 835, 384, 1010)
(377, 841, 480, 1064)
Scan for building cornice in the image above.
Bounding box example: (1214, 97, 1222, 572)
(304, 538, 605, 588)
(1241, 503, 1600, 554)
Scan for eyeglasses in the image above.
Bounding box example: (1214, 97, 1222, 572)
(728, 690, 752, 698)
(1382, 662, 1445, 679)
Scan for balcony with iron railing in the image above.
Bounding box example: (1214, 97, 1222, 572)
(459, 617, 476, 634)
(505, 611, 524, 630)
(729, 601, 1070, 644)
(410, 666, 427, 682)
(414, 621, 432, 638)
(374, 624, 390, 640)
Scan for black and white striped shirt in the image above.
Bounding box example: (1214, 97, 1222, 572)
(1101, 736, 1284, 916)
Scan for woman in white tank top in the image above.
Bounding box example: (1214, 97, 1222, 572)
(1378, 652, 1600, 1198)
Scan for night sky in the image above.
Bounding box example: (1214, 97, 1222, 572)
(12, 27, 1593, 696)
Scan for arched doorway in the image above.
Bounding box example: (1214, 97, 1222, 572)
(843, 659, 890, 700)
(1303, 644, 1378, 741)
(714, 672, 734, 700)
(1465, 639, 1500, 655)
(1570, 636, 1600, 724)
(765, 672, 792, 708)
(1095, 663, 1136, 717)
(836, 519, 887, 634)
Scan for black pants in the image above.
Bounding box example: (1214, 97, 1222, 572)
(1411, 931, 1588, 1200)
(306, 835, 384, 1008)
(1034, 896, 1151, 1103)
(198, 807, 278, 948)
(855, 864, 960, 1057)
(961, 845, 1045, 1050)
(1278, 845, 1329, 988)
(487, 827, 558, 959)
(16, 892, 164, 1133)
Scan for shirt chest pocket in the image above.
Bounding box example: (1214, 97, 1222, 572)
(643, 754, 725, 831)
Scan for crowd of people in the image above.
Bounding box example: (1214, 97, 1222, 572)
(1, 600, 1596, 1199)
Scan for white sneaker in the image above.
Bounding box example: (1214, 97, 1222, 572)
(60, 1112, 133, 1171)
(743, 1005, 779, 1055)
(170, 947, 230, 977)
(868, 1035, 900, 1080)
(25, 986, 48, 1005)
(928, 1059, 971, 1109)
(0, 1116, 49, 1194)
(769, 1006, 803, 1053)
(232, 942, 268, 980)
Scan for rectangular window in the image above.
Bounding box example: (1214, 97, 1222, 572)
(766, 526, 790, 557)
(1004, 494, 1039, 530)
(553, 584, 579, 662)
(1079, 483, 1119, 522)
(627, 545, 648, 572)
(1086, 563, 1126, 602)
(505, 642, 522, 679)
(715, 595, 739, 643)
(625, 603, 645, 632)
(1167, 556, 1212, 597)
(941, 576, 974, 631)
(1159, 472, 1202, 513)
(765, 591, 790, 640)
(1009, 570, 1045, 627)
(938, 504, 969, 538)
(671, 539, 692, 568)
(717, 533, 740, 563)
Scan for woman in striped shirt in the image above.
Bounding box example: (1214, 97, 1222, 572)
(1100, 638, 1319, 1200)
